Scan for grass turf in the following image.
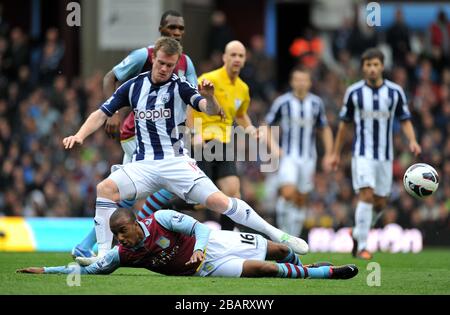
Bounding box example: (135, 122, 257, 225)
(1, 249, 449, 295)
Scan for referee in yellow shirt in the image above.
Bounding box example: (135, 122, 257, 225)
(188, 40, 258, 230)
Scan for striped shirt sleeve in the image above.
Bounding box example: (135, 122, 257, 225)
(339, 88, 355, 122)
(100, 79, 134, 116)
(265, 97, 284, 126)
(178, 79, 203, 111)
(316, 98, 328, 128)
(394, 88, 412, 121)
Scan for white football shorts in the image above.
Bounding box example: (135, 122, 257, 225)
(278, 156, 316, 193)
(108, 155, 219, 203)
(196, 230, 268, 278)
(351, 156, 393, 197)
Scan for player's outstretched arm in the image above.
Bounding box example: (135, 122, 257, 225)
(330, 121, 352, 171)
(63, 109, 109, 149)
(319, 125, 334, 172)
(16, 267, 45, 274)
(17, 248, 121, 275)
(400, 120, 421, 156)
(235, 113, 258, 138)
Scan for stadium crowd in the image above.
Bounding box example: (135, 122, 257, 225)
(0, 9, 448, 245)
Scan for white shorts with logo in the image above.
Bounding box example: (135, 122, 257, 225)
(196, 230, 268, 278)
(351, 156, 393, 197)
(108, 155, 219, 203)
(278, 156, 316, 193)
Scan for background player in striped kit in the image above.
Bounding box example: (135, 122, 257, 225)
(18, 208, 358, 280)
(72, 10, 197, 258)
(64, 37, 309, 265)
(331, 48, 421, 259)
(265, 66, 334, 238)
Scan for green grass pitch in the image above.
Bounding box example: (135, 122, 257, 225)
(1, 249, 449, 295)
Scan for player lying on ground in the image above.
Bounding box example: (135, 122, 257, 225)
(17, 209, 358, 280)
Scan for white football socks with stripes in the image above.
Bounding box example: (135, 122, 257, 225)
(275, 197, 306, 238)
(223, 198, 284, 242)
(95, 197, 118, 257)
(353, 201, 373, 252)
(275, 197, 289, 233)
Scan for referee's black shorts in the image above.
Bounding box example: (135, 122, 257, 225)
(194, 139, 238, 182)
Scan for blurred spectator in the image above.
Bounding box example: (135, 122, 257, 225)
(345, 7, 379, 58)
(38, 28, 65, 86)
(206, 10, 233, 58)
(3, 27, 29, 81)
(48, 75, 67, 112)
(241, 34, 276, 102)
(331, 17, 353, 61)
(386, 8, 411, 66)
(428, 9, 450, 59)
(0, 4, 9, 37)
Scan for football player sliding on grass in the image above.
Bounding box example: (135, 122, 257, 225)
(18, 209, 358, 280)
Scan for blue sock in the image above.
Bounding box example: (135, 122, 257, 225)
(276, 263, 331, 279)
(137, 189, 174, 219)
(79, 227, 97, 250)
(276, 247, 302, 266)
(116, 198, 136, 209)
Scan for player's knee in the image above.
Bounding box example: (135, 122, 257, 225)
(97, 180, 120, 201)
(359, 188, 374, 203)
(280, 186, 296, 200)
(205, 192, 230, 212)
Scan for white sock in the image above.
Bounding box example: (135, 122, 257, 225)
(95, 197, 118, 257)
(353, 201, 373, 252)
(275, 197, 289, 233)
(288, 206, 306, 238)
(223, 198, 284, 242)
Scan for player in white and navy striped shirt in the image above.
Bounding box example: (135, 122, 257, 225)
(331, 48, 421, 259)
(63, 37, 309, 264)
(265, 67, 334, 238)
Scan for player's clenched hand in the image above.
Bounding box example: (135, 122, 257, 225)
(329, 154, 340, 171)
(185, 250, 204, 266)
(409, 141, 422, 157)
(198, 79, 214, 97)
(16, 267, 45, 274)
(63, 135, 83, 149)
(322, 154, 334, 173)
(105, 114, 121, 139)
